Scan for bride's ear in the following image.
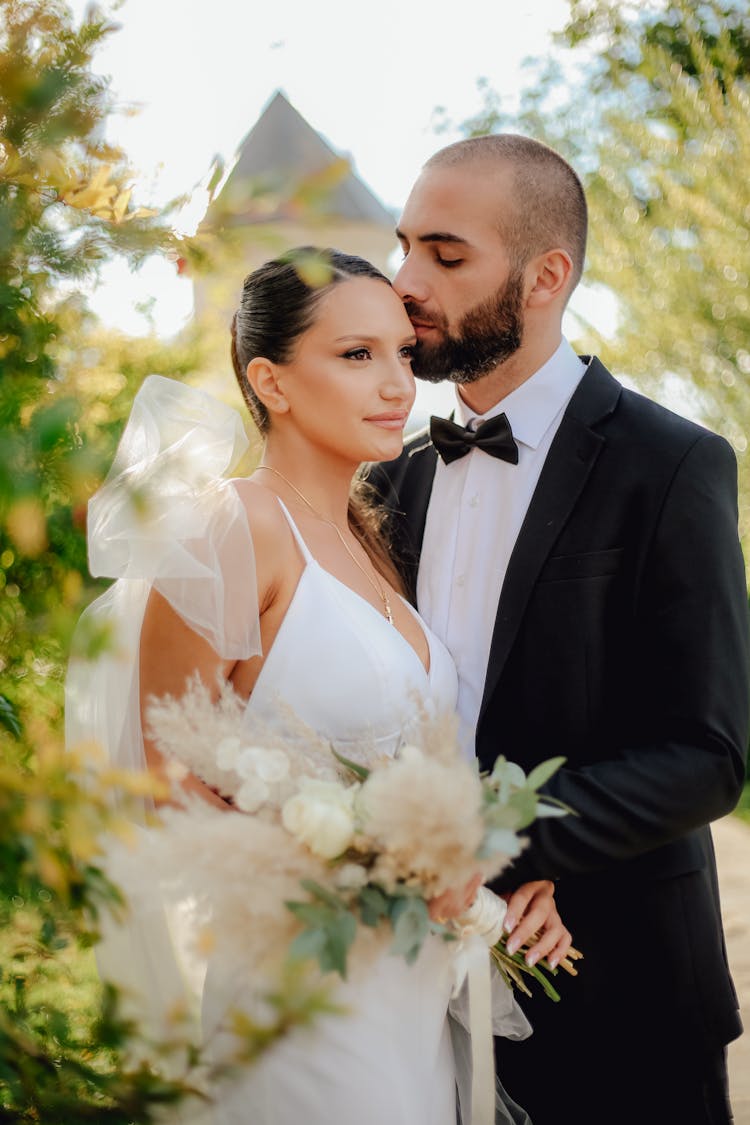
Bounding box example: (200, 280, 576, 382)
(246, 357, 291, 418)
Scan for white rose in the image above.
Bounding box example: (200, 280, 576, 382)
(333, 862, 369, 890)
(216, 736, 242, 771)
(236, 746, 290, 783)
(235, 776, 270, 813)
(281, 781, 356, 859)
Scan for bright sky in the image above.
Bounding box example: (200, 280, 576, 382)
(69, 0, 617, 419)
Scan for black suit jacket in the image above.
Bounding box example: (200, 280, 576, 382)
(374, 357, 749, 1052)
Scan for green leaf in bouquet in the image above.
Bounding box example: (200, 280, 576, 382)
(525, 756, 566, 791)
(507, 787, 539, 829)
(317, 910, 357, 978)
(299, 878, 348, 911)
(478, 826, 524, 860)
(488, 757, 526, 796)
(389, 896, 430, 965)
(285, 900, 331, 928)
(538, 793, 578, 817)
(483, 800, 523, 829)
(535, 800, 574, 818)
(286, 889, 358, 978)
(289, 927, 328, 962)
(331, 747, 371, 782)
(357, 885, 390, 927)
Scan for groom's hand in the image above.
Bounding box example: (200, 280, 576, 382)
(502, 880, 572, 969)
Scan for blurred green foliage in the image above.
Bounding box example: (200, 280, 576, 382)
(0, 2, 331, 1118)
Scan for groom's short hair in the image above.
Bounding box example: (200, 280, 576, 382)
(426, 134, 588, 287)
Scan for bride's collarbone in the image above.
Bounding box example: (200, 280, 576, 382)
(239, 486, 429, 671)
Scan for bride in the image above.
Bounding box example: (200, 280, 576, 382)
(67, 247, 569, 1124)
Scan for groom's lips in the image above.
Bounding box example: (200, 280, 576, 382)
(410, 320, 438, 337)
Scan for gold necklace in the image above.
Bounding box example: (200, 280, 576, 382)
(256, 465, 394, 625)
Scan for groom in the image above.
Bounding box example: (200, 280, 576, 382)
(376, 134, 749, 1124)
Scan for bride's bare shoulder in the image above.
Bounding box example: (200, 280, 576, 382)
(229, 477, 295, 556)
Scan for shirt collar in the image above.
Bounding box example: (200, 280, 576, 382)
(454, 338, 586, 451)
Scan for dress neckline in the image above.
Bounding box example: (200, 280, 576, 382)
(272, 496, 432, 681)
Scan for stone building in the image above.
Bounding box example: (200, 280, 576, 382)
(192, 90, 398, 330)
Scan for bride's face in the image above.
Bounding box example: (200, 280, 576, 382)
(274, 277, 417, 464)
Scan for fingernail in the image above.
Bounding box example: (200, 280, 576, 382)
(526, 951, 539, 966)
(503, 914, 516, 934)
(549, 956, 558, 970)
(506, 937, 519, 955)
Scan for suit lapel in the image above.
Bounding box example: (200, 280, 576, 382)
(382, 432, 438, 601)
(399, 436, 438, 555)
(478, 358, 621, 726)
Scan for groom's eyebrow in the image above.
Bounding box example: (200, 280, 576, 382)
(395, 229, 469, 247)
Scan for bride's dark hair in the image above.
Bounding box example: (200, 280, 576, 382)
(230, 247, 407, 596)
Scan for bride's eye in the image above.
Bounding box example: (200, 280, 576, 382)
(399, 344, 416, 361)
(342, 347, 372, 361)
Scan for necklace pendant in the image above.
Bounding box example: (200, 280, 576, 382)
(384, 600, 394, 625)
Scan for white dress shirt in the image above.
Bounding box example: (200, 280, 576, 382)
(417, 338, 587, 759)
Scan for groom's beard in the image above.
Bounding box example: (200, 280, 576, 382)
(406, 272, 525, 385)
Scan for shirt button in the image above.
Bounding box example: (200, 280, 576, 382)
(456, 575, 466, 587)
(469, 493, 480, 508)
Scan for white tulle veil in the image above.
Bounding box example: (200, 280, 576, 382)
(65, 376, 262, 1102)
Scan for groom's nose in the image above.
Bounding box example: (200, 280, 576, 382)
(392, 256, 429, 306)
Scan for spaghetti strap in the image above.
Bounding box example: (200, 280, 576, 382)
(276, 498, 314, 564)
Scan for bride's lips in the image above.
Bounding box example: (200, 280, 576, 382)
(364, 411, 409, 430)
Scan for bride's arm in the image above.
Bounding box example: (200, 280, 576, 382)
(139, 589, 239, 809)
(138, 485, 294, 809)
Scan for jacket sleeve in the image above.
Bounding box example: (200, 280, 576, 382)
(494, 431, 750, 887)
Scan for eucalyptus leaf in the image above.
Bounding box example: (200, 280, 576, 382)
(317, 910, 357, 978)
(299, 878, 347, 911)
(478, 826, 525, 859)
(507, 788, 539, 829)
(390, 896, 429, 964)
(535, 804, 570, 818)
(526, 756, 566, 791)
(483, 803, 523, 830)
(358, 885, 390, 927)
(285, 900, 330, 928)
(289, 927, 327, 962)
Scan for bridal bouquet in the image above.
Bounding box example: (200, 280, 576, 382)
(117, 677, 580, 1002)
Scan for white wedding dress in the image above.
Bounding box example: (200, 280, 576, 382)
(65, 376, 532, 1125)
(201, 496, 460, 1125)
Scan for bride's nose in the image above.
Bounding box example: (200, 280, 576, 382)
(380, 360, 415, 404)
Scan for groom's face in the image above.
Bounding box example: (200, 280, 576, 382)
(394, 163, 527, 383)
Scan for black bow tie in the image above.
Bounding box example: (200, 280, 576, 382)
(429, 413, 519, 466)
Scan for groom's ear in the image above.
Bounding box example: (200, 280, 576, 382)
(524, 248, 573, 308)
(246, 357, 291, 418)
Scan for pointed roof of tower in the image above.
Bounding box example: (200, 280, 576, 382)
(211, 90, 394, 227)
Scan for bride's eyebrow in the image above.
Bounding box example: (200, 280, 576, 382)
(334, 335, 378, 343)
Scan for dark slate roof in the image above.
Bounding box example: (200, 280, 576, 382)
(211, 90, 395, 227)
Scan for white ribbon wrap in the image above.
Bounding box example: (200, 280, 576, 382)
(449, 887, 532, 1125)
